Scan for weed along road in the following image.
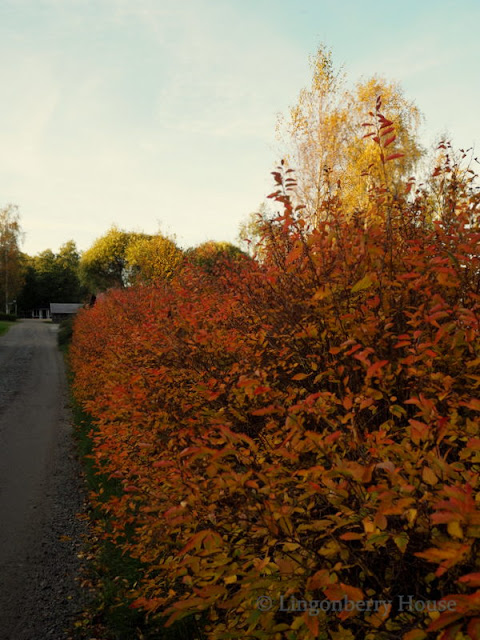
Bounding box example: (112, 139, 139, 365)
(0, 320, 86, 640)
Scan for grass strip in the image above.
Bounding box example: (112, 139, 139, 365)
(0, 320, 14, 336)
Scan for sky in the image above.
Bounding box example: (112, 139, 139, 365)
(0, 0, 479, 257)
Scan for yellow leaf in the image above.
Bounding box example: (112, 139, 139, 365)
(291, 615, 304, 630)
(351, 274, 373, 292)
(389, 404, 407, 417)
(224, 575, 237, 584)
(405, 509, 417, 526)
(393, 533, 409, 553)
(363, 518, 375, 533)
(447, 521, 463, 539)
(319, 540, 341, 556)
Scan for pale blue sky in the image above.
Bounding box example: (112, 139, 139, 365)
(0, 0, 478, 256)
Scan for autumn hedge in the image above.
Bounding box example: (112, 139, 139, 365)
(71, 128, 480, 640)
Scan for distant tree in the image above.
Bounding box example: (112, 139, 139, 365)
(33, 249, 57, 307)
(238, 202, 278, 260)
(0, 204, 24, 314)
(125, 233, 183, 284)
(17, 240, 85, 314)
(79, 226, 146, 292)
(56, 240, 85, 301)
(184, 241, 247, 274)
(16, 257, 40, 313)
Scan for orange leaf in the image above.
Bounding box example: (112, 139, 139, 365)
(292, 372, 309, 380)
(303, 611, 319, 636)
(426, 609, 464, 632)
(285, 244, 302, 265)
(422, 466, 438, 486)
(307, 569, 336, 590)
(366, 359, 388, 377)
(179, 530, 210, 555)
(409, 419, 429, 443)
(458, 572, 480, 587)
(466, 398, 480, 411)
(402, 630, 427, 640)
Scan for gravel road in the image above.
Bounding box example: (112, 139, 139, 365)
(0, 320, 87, 640)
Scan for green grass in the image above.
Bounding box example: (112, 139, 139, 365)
(0, 320, 14, 336)
(57, 316, 75, 346)
(62, 335, 205, 640)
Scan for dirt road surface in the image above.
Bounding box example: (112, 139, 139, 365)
(0, 320, 87, 640)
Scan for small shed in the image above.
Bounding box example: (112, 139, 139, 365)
(49, 303, 83, 323)
(31, 307, 51, 319)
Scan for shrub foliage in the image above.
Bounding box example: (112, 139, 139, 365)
(71, 107, 480, 640)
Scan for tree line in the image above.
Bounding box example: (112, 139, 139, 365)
(0, 208, 245, 317)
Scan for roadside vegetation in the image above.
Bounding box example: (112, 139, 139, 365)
(0, 320, 14, 336)
(66, 48, 480, 640)
(61, 323, 203, 639)
(0, 312, 17, 336)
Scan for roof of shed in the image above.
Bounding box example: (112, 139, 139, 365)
(49, 303, 83, 314)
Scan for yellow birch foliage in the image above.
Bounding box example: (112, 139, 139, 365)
(277, 45, 424, 223)
(126, 234, 183, 284)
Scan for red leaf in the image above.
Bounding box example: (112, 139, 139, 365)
(124, 484, 139, 493)
(467, 617, 480, 639)
(385, 152, 405, 162)
(383, 135, 396, 148)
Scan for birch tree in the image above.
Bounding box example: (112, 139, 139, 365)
(276, 45, 424, 224)
(0, 204, 24, 314)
